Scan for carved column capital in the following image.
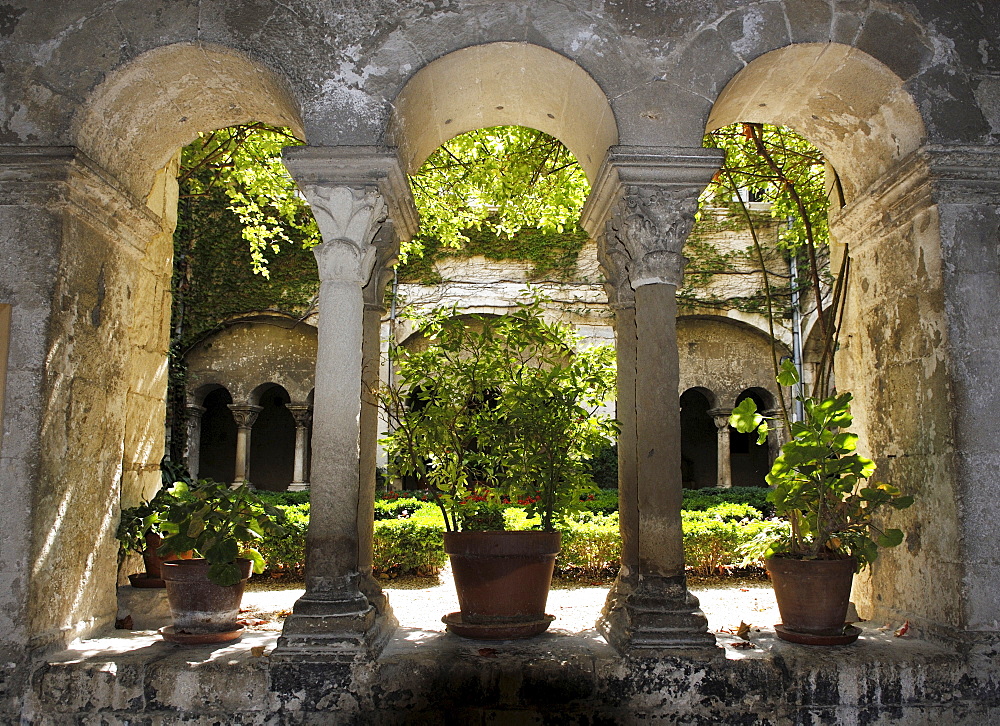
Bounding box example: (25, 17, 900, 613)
(596, 231, 636, 309)
(707, 408, 733, 430)
(185, 403, 206, 419)
(608, 184, 700, 288)
(228, 404, 263, 429)
(286, 404, 313, 428)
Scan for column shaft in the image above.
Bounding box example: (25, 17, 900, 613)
(633, 283, 685, 575)
(614, 305, 639, 577)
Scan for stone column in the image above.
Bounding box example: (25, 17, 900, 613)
(708, 408, 733, 489)
(286, 405, 312, 491)
(273, 146, 416, 661)
(227, 404, 262, 486)
(184, 404, 206, 480)
(582, 146, 722, 656)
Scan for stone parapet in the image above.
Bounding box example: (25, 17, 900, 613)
(26, 627, 1000, 723)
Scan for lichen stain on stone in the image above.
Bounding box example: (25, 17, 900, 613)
(0, 4, 24, 37)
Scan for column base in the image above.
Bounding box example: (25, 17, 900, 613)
(270, 576, 397, 662)
(287, 481, 310, 492)
(598, 572, 721, 658)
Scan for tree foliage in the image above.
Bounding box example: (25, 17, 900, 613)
(406, 126, 591, 261)
(179, 123, 315, 276)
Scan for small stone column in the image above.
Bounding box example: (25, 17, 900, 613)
(273, 146, 416, 661)
(227, 404, 262, 486)
(286, 405, 312, 491)
(582, 146, 722, 656)
(708, 408, 733, 489)
(184, 404, 206, 480)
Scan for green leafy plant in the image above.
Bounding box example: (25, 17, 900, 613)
(157, 479, 288, 586)
(116, 485, 191, 556)
(730, 361, 914, 569)
(379, 294, 618, 532)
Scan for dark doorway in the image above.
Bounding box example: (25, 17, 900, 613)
(249, 384, 296, 491)
(680, 388, 717, 489)
(731, 388, 771, 487)
(199, 387, 237, 484)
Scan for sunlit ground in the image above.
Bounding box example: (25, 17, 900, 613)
(241, 568, 778, 643)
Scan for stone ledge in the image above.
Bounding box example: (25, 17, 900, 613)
(22, 624, 1000, 724)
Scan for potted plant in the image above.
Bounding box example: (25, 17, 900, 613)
(731, 361, 914, 644)
(116, 485, 194, 588)
(155, 478, 287, 643)
(379, 297, 617, 639)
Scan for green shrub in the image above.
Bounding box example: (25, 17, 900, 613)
(256, 503, 309, 575)
(374, 497, 427, 520)
(681, 486, 773, 516)
(579, 489, 619, 515)
(585, 442, 618, 489)
(556, 512, 621, 576)
(373, 518, 447, 575)
(256, 490, 311, 507)
(681, 502, 762, 522)
(681, 509, 771, 575)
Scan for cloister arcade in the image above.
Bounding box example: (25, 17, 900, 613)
(2, 1, 999, 720)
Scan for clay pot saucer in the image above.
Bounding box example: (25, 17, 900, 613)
(159, 625, 245, 645)
(774, 623, 861, 645)
(442, 612, 554, 640)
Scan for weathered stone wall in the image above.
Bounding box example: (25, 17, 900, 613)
(677, 317, 787, 410)
(186, 318, 318, 406)
(29, 155, 175, 653)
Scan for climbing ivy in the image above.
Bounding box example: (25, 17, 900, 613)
(397, 224, 590, 284)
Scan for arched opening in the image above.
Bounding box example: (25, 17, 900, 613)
(198, 387, 237, 484)
(680, 388, 717, 489)
(389, 42, 618, 182)
(705, 43, 950, 629)
(24, 42, 311, 648)
(731, 388, 774, 488)
(248, 384, 296, 491)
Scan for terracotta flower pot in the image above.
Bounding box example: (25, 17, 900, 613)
(766, 556, 857, 637)
(128, 532, 195, 588)
(161, 558, 252, 635)
(443, 530, 560, 639)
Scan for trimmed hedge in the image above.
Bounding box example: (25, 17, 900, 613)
(257, 488, 774, 578)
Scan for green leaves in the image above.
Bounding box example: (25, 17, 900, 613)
(379, 294, 617, 532)
(761, 384, 915, 569)
(157, 479, 287, 586)
(406, 126, 590, 262)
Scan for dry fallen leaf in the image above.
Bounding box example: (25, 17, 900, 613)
(731, 641, 756, 649)
(477, 648, 498, 658)
(894, 620, 911, 637)
(736, 621, 752, 640)
(250, 645, 266, 657)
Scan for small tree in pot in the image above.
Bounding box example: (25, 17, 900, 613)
(156, 478, 287, 643)
(731, 361, 914, 643)
(380, 297, 617, 638)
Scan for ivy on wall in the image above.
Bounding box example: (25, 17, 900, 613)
(166, 169, 319, 462)
(397, 224, 590, 284)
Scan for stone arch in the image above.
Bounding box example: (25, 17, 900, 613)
(387, 42, 618, 182)
(702, 44, 977, 633)
(677, 316, 787, 408)
(186, 318, 318, 407)
(706, 43, 926, 203)
(72, 42, 304, 203)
